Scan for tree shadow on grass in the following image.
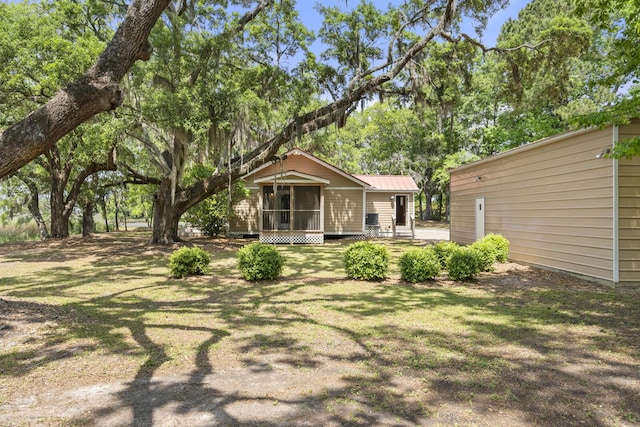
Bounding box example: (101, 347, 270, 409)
(0, 236, 639, 426)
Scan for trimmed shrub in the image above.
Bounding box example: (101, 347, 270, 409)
(447, 247, 482, 281)
(432, 241, 459, 268)
(399, 247, 441, 283)
(470, 240, 498, 272)
(237, 242, 285, 281)
(479, 234, 510, 262)
(343, 241, 389, 281)
(169, 247, 211, 278)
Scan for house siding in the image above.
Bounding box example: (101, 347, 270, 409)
(366, 192, 395, 233)
(230, 188, 260, 234)
(450, 127, 616, 283)
(251, 154, 359, 187)
(325, 189, 364, 233)
(366, 192, 414, 233)
(617, 121, 640, 282)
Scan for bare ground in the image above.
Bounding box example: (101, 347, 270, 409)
(0, 234, 639, 426)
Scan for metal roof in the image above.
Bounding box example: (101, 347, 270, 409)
(353, 175, 419, 192)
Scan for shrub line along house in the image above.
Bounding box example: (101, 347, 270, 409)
(230, 148, 419, 244)
(449, 119, 640, 286)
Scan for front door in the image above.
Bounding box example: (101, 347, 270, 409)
(396, 195, 407, 226)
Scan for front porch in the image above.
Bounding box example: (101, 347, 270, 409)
(257, 173, 326, 244)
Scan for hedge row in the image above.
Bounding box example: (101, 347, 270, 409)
(167, 234, 510, 282)
(348, 234, 509, 282)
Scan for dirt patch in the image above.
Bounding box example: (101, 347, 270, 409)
(0, 234, 639, 426)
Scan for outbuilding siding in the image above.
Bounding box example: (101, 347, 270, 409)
(450, 127, 616, 283)
(617, 122, 640, 282)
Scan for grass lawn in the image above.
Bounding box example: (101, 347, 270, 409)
(0, 233, 639, 426)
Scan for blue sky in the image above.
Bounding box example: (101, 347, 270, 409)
(296, 0, 530, 47)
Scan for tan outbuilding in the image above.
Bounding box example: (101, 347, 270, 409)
(449, 120, 640, 286)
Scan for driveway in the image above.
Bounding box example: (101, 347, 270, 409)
(413, 225, 450, 241)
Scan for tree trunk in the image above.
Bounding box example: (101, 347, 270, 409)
(50, 212, 71, 238)
(82, 201, 95, 237)
(30, 200, 49, 241)
(50, 175, 70, 238)
(99, 194, 110, 233)
(424, 190, 433, 221)
(18, 174, 49, 240)
(114, 197, 120, 231)
(418, 190, 424, 221)
(444, 188, 451, 222)
(46, 144, 117, 239)
(150, 180, 182, 244)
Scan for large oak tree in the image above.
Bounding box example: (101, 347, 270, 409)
(0, 0, 515, 243)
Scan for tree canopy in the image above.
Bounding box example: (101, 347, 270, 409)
(1, 0, 638, 241)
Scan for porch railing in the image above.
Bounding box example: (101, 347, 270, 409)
(263, 210, 320, 231)
(262, 210, 290, 231)
(410, 215, 415, 238)
(293, 211, 320, 231)
(391, 215, 396, 238)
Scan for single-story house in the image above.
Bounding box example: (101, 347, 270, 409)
(449, 119, 640, 286)
(230, 148, 419, 243)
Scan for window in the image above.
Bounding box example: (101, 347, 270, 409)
(365, 213, 379, 226)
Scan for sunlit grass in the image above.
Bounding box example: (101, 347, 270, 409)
(0, 233, 638, 425)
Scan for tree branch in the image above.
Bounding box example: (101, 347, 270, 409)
(440, 31, 551, 53)
(188, 0, 274, 86)
(124, 165, 163, 185)
(125, 127, 172, 175)
(0, 0, 172, 179)
(174, 0, 460, 214)
(63, 143, 118, 215)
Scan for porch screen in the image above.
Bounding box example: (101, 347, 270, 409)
(293, 186, 320, 231)
(262, 185, 290, 230)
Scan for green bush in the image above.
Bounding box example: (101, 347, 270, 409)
(169, 247, 211, 278)
(447, 247, 482, 281)
(432, 241, 459, 268)
(237, 242, 285, 281)
(343, 241, 389, 281)
(399, 247, 441, 283)
(479, 234, 510, 262)
(183, 180, 250, 237)
(470, 240, 498, 272)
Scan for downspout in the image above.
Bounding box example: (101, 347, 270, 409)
(613, 125, 620, 286)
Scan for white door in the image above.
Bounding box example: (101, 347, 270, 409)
(475, 197, 485, 240)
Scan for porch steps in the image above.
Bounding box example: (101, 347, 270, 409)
(394, 227, 415, 239)
(394, 232, 414, 239)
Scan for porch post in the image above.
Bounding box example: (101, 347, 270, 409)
(258, 185, 263, 234)
(320, 185, 325, 233)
